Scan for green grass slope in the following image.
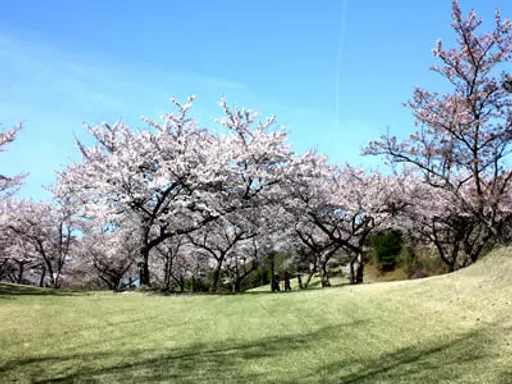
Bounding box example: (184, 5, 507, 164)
(1, 248, 512, 383)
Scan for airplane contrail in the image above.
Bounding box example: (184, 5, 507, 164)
(335, 0, 348, 129)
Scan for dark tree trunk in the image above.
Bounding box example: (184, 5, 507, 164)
(164, 258, 172, 291)
(39, 265, 46, 287)
(211, 261, 223, 292)
(304, 270, 315, 289)
(113, 274, 123, 292)
(349, 253, 364, 284)
(433, 240, 456, 273)
(44, 261, 56, 288)
(297, 273, 303, 289)
(232, 261, 258, 293)
(349, 260, 356, 284)
(321, 262, 330, 287)
(235, 278, 242, 293)
(16, 263, 24, 284)
(99, 274, 117, 291)
(348, 259, 364, 284)
(164, 278, 171, 292)
(355, 261, 364, 284)
(270, 255, 276, 292)
(139, 248, 151, 287)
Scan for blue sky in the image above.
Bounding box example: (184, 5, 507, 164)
(0, 0, 509, 199)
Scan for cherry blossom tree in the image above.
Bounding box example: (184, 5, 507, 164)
(364, 0, 512, 266)
(187, 214, 257, 292)
(291, 245, 318, 289)
(283, 152, 398, 284)
(3, 199, 75, 288)
(0, 123, 31, 284)
(224, 230, 283, 293)
(293, 223, 341, 287)
(56, 97, 222, 287)
(389, 171, 494, 272)
(281, 153, 339, 285)
(0, 232, 39, 284)
(151, 235, 192, 292)
(0, 123, 26, 197)
(73, 217, 139, 290)
(56, 97, 293, 287)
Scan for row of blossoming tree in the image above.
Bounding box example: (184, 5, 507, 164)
(1, 0, 512, 291)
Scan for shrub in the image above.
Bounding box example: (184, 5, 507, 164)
(372, 229, 403, 271)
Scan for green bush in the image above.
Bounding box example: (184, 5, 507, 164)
(372, 229, 403, 271)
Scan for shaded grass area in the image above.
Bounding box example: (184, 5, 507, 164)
(2, 249, 512, 383)
(2, 324, 506, 383)
(0, 283, 86, 297)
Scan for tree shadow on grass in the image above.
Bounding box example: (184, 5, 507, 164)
(1, 321, 506, 383)
(0, 322, 364, 383)
(497, 372, 512, 384)
(307, 326, 503, 384)
(0, 283, 87, 297)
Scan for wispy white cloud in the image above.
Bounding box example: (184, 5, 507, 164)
(0, 36, 119, 115)
(0, 33, 248, 198)
(0, 34, 245, 120)
(0, 31, 380, 200)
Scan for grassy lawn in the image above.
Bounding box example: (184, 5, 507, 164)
(2, 249, 512, 383)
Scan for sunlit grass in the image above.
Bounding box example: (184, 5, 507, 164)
(1, 248, 512, 383)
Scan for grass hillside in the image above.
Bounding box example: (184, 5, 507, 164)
(1, 248, 512, 383)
